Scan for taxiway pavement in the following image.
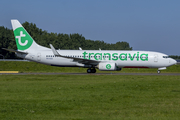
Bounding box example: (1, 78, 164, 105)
(1, 73, 180, 76)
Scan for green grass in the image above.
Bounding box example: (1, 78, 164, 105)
(0, 61, 180, 73)
(0, 75, 180, 120)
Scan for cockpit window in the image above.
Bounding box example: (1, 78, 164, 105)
(163, 56, 169, 58)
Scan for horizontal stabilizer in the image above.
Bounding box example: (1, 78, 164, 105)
(2, 48, 28, 54)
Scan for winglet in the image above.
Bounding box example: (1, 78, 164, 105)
(79, 47, 82, 50)
(49, 44, 61, 56)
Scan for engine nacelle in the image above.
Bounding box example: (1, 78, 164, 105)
(98, 63, 121, 71)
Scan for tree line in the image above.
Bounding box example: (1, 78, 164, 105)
(169, 55, 180, 60)
(0, 21, 132, 59)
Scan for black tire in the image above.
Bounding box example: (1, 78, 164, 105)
(87, 68, 91, 73)
(91, 68, 96, 73)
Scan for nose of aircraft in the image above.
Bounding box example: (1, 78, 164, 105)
(170, 58, 177, 65)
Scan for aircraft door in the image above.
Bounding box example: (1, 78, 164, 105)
(154, 54, 158, 62)
(37, 53, 41, 61)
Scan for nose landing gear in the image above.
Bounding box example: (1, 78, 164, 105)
(157, 67, 166, 74)
(87, 68, 96, 73)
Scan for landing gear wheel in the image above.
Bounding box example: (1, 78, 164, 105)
(157, 70, 161, 74)
(91, 68, 96, 73)
(87, 68, 91, 73)
(87, 68, 96, 73)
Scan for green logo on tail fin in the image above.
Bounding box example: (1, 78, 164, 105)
(14, 27, 33, 50)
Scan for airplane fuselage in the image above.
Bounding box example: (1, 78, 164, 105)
(17, 49, 176, 69)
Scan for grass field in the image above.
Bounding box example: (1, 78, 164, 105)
(0, 61, 180, 73)
(0, 75, 180, 120)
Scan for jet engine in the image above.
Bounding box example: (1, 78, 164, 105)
(98, 63, 121, 71)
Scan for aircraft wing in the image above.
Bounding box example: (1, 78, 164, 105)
(50, 44, 101, 65)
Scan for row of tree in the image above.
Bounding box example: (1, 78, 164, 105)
(169, 55, 180, 60)
(0, 21, 132, 59)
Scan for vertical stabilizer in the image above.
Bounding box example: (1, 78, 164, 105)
(11, 19, 48, 52)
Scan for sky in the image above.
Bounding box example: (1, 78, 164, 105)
(0, 0, 180, 55)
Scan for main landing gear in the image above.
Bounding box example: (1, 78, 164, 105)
(87, 68, 96, 73)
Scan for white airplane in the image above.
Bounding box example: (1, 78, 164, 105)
(3, 20, 177, 73)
